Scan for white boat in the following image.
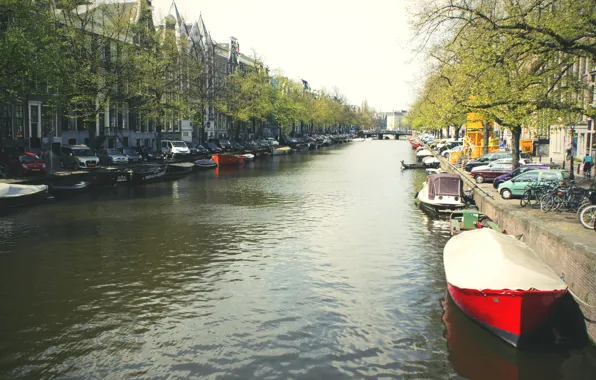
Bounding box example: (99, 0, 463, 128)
(422, 156, 441, 168)
(425, 168, 443, 175)
(444, 229, 567, 347)
(240, 153, 255, 161)
(0, 183, 48, 209)
(365, 137, 373, 141)
(416, 149, 433, 161)
(415, 173, 465, 213)
(352, 137, 365, 142)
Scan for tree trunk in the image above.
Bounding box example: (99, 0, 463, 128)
(511, 127, 521, 169)
(454, 126, 460, 141)
(483, 122, 490, 155)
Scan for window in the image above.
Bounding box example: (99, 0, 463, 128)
(516, 171, 540, 182)
(14, 105, 24, 138)
(541, 172, 559, 182)
(0, 105, 11, 139)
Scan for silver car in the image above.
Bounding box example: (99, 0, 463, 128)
(98, 149, 129, 165)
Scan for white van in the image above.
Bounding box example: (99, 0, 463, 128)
(161, 140, 190, 157)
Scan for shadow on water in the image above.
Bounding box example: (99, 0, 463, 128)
(442, 293, 596, 380)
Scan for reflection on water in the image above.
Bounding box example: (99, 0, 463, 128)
(0, 142, 594, 379)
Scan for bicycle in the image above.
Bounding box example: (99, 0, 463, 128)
(584, 163, 592, 179)
(520, 180, 555, 208)
(540, 183, 590, 213)
(578, 204, 596, 229)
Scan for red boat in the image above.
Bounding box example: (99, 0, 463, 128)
(212, 154, 245, 167)
(443, 229, 567, 347)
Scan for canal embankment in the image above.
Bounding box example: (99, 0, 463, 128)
(433, 152, 596, 344)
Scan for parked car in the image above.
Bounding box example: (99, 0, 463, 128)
(206, 141, 223, 154)
(9, 152, 46, 176)
(98, 148, 129, 165)
(136, 147, 165, 161)
(161, 140, 190, 157)
(60, 145, 99, 169)
(497, 169, 570, 199)
(439, 141, 463, 154)
(464, 152, 512, 172)
(121, 147, 143, 163)
(185, 142, 201, 156)
(216, 139, 233, 151)
(231, 141, 245, 151)
(442, 144, 463, 158)
(470, 158, 527, 173)
(472, 163, 514, 183)
(263, 137, 279, 147)
(492, 164, 559, 189)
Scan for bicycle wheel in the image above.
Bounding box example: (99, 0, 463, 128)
(540, 194, 555, 212)
(520, 189, 532, 207)
(569, 195, 590, 212)
(577, 202, 593, 219)
(579, 205, 596, 229)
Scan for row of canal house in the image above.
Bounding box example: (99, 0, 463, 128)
(0, 0, 270, 157)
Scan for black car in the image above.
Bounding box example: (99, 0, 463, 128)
(217, 139, 233, 151)
(206, 142, 222, 154)
(231, 141, 245, 151)
(121, 147, 143, 163)
(136, 147, 165, 161)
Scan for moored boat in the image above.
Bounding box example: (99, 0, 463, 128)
(50, 181, 91, 196)
(449, 210, 501, 236)
(400, 160, 426, 170)
(422, 156, 441, 168)
(194, 158, 217, 169)
(271, 146, 292, 156)
(212, 154, 245, 166)
(164, 162, 194, 180)
(240, 153, 255, 161)
(129, 164, 167, 184)
(352, 137, 365, 142)
(415, 173, 466, 214)
(416, 149, 433, 161)
(444, 228, 567, 347)
(0, 183, 48, 209)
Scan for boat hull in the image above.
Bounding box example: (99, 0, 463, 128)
(164, 163, 194, 180)
(212, 154, 244, 166)
(447, 283, 566, 347)
(416, 197, 465, 214)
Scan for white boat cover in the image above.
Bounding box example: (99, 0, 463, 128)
(0, 183, 47, 198)
(423, 156, 440, 164)
(241, 154, 255, 160)
(416, 149, 432, 157)
(444, 229, 567, 291)
(352, 138, 365, 142)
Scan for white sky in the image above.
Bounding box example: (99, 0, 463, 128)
(152, 0, 422, 112)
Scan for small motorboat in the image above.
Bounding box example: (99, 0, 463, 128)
(415, 173, 466, 214)
(271, 146, 292, 156)
(50, 181, 91, 196)
(0, 183, 48, 209)
(212, 154, 245, 166)
(422, 156, 441, 168)
(449, 210, 501, 236)
(194, 158, 217, 169)
(444, 228, 567, 347)
(240, 153, 255, 161)
(400, 160, 426, 170)
(365, 137, 373, 141)
(416, 149, 433, 161)
(352, 137, 365, 142)
(164, 162, 194, 180)
(425, 168, 443, 175)
(129, 164, 167, 184)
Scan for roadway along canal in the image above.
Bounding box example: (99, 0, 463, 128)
(0, 141, 594, 379)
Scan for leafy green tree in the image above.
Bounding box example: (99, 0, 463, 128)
(0, 0, 66, 147)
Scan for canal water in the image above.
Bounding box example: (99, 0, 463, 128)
(0, 141, 595, 379)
